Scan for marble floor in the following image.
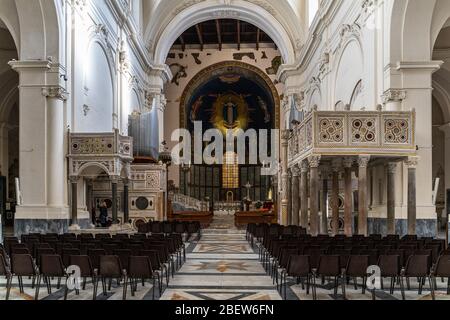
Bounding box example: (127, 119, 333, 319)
(1, 216, 450, 300)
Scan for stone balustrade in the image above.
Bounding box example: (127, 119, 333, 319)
(288, 109, 416, 163)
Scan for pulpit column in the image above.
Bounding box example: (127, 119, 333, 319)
(309, 156, 321, 236)
(321, 167, 329, 234)
(386, 163, 397, 235)
(123, 179, 130, 225)
(69, 177, 79, 230)
(331, 160, 341, 235)
(280, 130, 290, 226)
(406, 157, 419, 235)
(287, 169, 292, 225)
(343, 158, 354, 236)
(300, 160, 309, 229)
(358, 156, 370, 236)
(111, 176, 119, 224)
(291, 165, 300, 226)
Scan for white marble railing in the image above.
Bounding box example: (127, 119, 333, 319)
(288, 109, 416, 163)
(169, 192, 210, 212)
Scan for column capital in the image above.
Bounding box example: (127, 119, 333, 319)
(291, 165, 301, 177)
(42, 86, 69, 101)
(386, 162, 398, 174)
(405, 156, 420, 169)
(69, 176, 78, 183)
(357, 155, 371, 168)
(281, 129, 291, 141)
(110, 175, 120, 183)
(308, 155, 321, 168)
(331, 158, 342, 172)
(343, 157, 354, 168)
(301, 160, 309, 173)
(382, 89, 407, 105)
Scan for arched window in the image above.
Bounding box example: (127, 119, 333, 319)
(222, 152, 239, 189)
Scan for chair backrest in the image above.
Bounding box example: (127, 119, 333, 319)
(346, 255, 369, 276)
(139, 250, 161, 270)
(69, 255, 94, 277)
(99, 255, 123, 277)
(88, 249, 106, 268)
(12, 247, 30, 255)
(434, 255, 450, 277)
(129, 256, 153, 278)
(40, 255, 65, 277)
(317, 255, 340, 276)
(378, 255, 400, 277)
(114, 249, 132, 271)
(287, 255, 311, 277)
(62, 248, 81, 267)
(0, 254, 10, 276)
(404, 255, 429, 277)
(36, 248, 56, 266)
(11, 254, 36, 276)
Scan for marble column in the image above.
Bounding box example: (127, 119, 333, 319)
(280, 130, 290, 225)
(69, 177, 79, 229)
(123, 179, 130, 225)
(86, 179, 94, 225)
(291, 165, 300, 226)
(406, 157, 419, 235)
(331, 161, 341, 236)
(321, 167, 329, 234)
(386, 163, 397, 235)
(300, 160, 309, 229)
(343, 158, 354, 236)
(287, 169, 292, 226)
(358, 156, 370, 236)
(111, 176, 119, 224)
(309, 156, 321, 236)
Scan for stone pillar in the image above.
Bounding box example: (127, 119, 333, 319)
(343, 158, 354, 236)
(382, 89, 406, 111)
(358, 156, 370, 236)
(320, 167, 329, 234)
(111, 176, 119, 224)
(331, 166, 340, 236)
(9, 61, 69, 234)
(280, 130, 290, 225)
(406, 157, 419, 235)
(386, 163, 397, 235)
(300, 160, 309, 229)
(0, 122, 9, 194)
(439, 123, 450, 223)
(287, 169, 292, 225)
(123, 179, 130, 225)
(309, 156, 321, 236)
(86, 179, 94, 226)
(291, 165, 300, 226)
(69, 177, 79, 230)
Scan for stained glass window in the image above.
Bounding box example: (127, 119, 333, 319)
(222, 152, 239, 189)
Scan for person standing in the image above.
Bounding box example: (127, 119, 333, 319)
(99, 201, 108, 228)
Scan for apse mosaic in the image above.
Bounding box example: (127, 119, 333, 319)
(185, 69, 275, 135)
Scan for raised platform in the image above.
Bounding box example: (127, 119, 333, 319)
(234, 210, 277, 227)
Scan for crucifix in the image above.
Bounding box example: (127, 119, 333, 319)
(245, 181, 252, 201)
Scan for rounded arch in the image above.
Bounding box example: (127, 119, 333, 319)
(179, 61, 281, 130)
(77, 163, 110, 178)
(148, 0, 298, 66)
(432, 79, 450, 123)
(0, 70, 19, 122)
(333, 37, 364, 108)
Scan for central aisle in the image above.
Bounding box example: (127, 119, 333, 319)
(160, 213, 282, 300)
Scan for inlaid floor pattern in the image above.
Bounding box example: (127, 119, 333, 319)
(1, 216, 450, 300)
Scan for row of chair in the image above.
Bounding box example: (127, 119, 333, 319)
(0, 253, 161, 300)
(248, 223, 450, 300)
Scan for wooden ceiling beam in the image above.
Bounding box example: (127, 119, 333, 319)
(237, 20, 241, 51)
(215, 19, 222, 51)
(256, 28, 260, 51)
(195, 24, 204, 51)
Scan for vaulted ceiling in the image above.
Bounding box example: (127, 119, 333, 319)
(172, 19, 276, 51)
